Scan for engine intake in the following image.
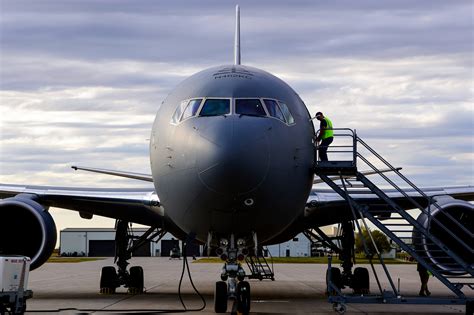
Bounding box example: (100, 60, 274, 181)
(413, 196, 473, 275)
(0, 194, 57, 270)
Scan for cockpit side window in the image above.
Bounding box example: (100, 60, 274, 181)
(278, 101, 295, 125)
(181, 99, 202, 121)
(171, 100, 188, 124)
(199, 99, 230, 116)
(235, 99, 266, 116)
(263, 99, 285, 122)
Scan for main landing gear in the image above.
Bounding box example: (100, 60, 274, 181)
(322, 221, 370, 295)
(99, 220, 166, 294)
(212, 233, 252, 315)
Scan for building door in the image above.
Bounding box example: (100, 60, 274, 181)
(132, 240, 151, 257)
(186, 241, 200, 257)
(89, 240, 115, 257)
(285, 249, 290, 257)
(161, 239, 180, 257)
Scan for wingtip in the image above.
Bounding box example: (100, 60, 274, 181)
(71, 166, 78, 171)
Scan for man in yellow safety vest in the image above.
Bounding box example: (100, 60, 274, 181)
(315, 112, 333, 161)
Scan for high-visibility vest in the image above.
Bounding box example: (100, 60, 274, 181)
(321, 117, 334, 139)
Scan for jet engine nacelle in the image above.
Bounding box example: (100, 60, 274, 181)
(413, 196, 473, 275)
(0, 194, 57, 270)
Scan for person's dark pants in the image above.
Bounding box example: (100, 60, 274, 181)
(319, 137, 333, 161)
(418, 271, 430, 295)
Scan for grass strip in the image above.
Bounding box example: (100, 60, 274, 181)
(47, 257, 103, 263)
(193, 256, 415, 264)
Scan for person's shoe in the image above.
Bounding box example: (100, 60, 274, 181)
(425, 290, 431, 296)
(419, 291, 426, 297)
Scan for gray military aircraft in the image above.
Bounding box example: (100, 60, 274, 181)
(1, 5, 473, 314)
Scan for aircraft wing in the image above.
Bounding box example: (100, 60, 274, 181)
(304, 185, 474, 227)
(0, 183, 164, 226)
(71, 165, 154, 182)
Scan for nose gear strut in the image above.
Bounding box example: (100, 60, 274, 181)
(213, 233, 252, 314)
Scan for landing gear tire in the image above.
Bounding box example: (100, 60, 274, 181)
(214, 281, 228, 313)
(128, 266, 144, 294)
(333, 302, 347, 314)
(236, 281, 251, 314)
(352, 267, 370, 294)
(326, 267, 342, 295)
(100, 266, 118, 294)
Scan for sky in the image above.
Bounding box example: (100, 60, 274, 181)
(0, 0, 473, 233)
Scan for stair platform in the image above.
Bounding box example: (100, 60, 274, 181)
(314, 161, 357, 176)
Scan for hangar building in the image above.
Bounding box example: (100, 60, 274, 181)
(266, 233, 311, 257)
(59, 228, 201, 257)
(60, 227, 338, 258)
(266, 226, 338, 257)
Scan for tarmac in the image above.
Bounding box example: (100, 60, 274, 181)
(24, 257, 471, 314)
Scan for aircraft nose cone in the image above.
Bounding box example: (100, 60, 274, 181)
(196, 117, 270, 195)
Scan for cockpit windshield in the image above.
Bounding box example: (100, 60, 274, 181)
(171, 97, 295, 125)
(181, 99, 202, 121)
(278, 101, 295, 124)
(171, 100, 188, 124)
(199, 99, 230, 116)
(235, 99, 266, 116)
(263, 99, 285, 122)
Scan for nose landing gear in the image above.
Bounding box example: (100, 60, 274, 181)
(212, 233, 252, 315)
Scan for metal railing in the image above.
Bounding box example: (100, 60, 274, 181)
(314, 128, 357, 166)
(314, 127, 472, 259)
(313, 127, 473, 299)
(354, 138, 472, 261)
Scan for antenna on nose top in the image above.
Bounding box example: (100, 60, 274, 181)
(234, 5, 241, 65)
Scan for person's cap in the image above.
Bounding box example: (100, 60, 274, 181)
(315, 112, 323, 117)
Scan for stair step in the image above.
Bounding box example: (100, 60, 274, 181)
(314, 161, 358, 175)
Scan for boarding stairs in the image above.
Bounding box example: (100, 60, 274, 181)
(313, 129, 473, 306)
(245, 248, 275, 281)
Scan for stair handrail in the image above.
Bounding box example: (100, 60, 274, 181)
(356, 142, 472, 250)
(264, 246, 275, 276)
(314, 128, 357, 166)
(356, 137, 471, 238)
(356, 172, 473, 275)
(314, 128, 472, 261)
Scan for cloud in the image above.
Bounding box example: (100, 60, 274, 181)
(1, 0, 473, 232)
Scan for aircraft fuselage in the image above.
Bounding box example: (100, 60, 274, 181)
(150, 65, 315, 243)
